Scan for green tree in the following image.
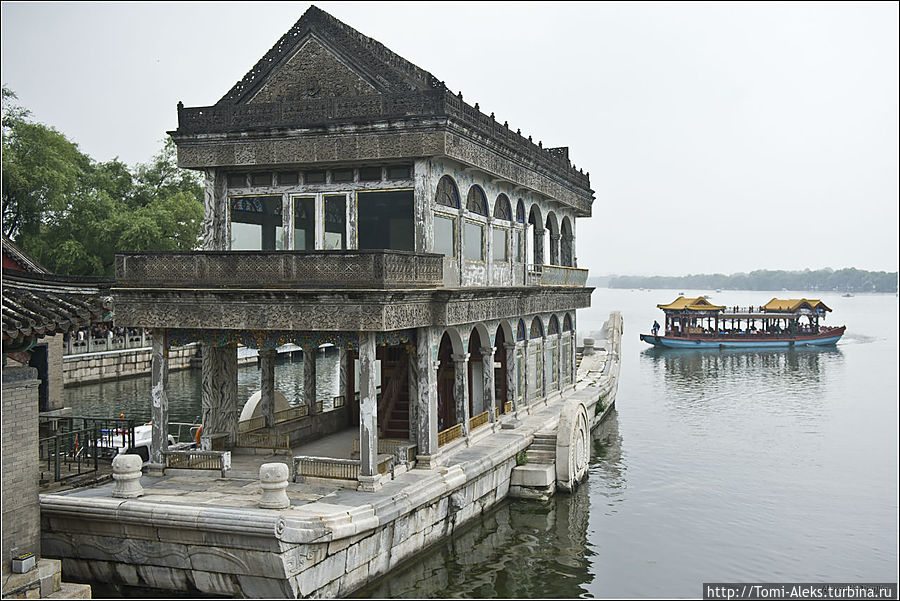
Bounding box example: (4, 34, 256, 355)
(2, 86, 203, 275)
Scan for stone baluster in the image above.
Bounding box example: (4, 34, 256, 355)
(258, 463, 290, 509)
(111, 454, 144, 498)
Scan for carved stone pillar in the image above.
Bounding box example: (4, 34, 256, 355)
(533, 228, 545, 266)
(339, 347, 351, 406)
(452, 353, 471, 437)
(282, 193, 294, 250)
(550, 232, 561, 266)
(481, 346, 496, 423)
(203, 168, 229, 251)
(304, 345, 318, 415)
(561, 233, 574, 267)
(413, 159, 432, 254)
(201, 344, 238, 448)
(259, 349, 277, 427)
(358, 332, 380, 489)
(504, 342, 517, 411)
(414, 328, 437, 463)
(149, 328, 168, 470)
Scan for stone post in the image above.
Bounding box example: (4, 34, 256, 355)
(357, 332, 381, 490)
(481, 346, 496, 423)
(203, 168, 229, 251)
(562, 233, 574, 267)
(414, 328, 437, 465)
(112, 454, 144, 498)
(583, 338, 595, 355)
(339, 347, 351, 407)
(149, 328, 169, 472)
(550, 232, 560, 266)
(413, 158, 432, 254)
(258, 463, 290, 509)
(504, 342, 517, 411)
(259, 349, 277, 427)
(303, 345, 318, 415)
(452, 353, 471, 437)
(281, 193, 294, 250)
(201, 344, 239, 448)
(533, 228, 545, 266)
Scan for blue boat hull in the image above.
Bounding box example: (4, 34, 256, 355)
(640, 330, 844, 349)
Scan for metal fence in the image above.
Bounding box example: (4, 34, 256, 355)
(39, 428, 99, 484)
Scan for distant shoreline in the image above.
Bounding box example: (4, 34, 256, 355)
(588, 268, 898, 293)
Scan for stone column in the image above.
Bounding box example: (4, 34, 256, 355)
(504, 342, 517, 411)
(259, 349, 277, 427)
(481, 346, 496, 423)
(347, 193, 359, 250)
(339, 347, 351, 407)
(201, 344, 239, 448)
(452, 353, 471, 437)
(304, 345, 318, 415)
(282, 193, 294, 250)
(561, 233, 574, 267)
(149, 328, 169, 471)
(533, 228, 545, 266)
(406, 345, 418, 446)
(358, 332, 380, 489)
(203, 168, 229, 250)
(550, 232, 561, 266)
(414, 329, 438, 464)
(413, 158, 432, 254)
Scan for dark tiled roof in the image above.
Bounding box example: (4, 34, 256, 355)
(1, 269, 113, 343)
(2, 236, 50, 274)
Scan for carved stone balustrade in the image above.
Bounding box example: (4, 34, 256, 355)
(115, 250, 444, 290)
(539, 265, 589, 287)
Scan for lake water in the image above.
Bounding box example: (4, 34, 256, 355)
(65, 289, 898, 597)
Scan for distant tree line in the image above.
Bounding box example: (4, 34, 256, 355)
(2, 86, 203, 276)
(607, 268, 898, 293)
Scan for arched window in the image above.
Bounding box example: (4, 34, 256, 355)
(466, 186, 487, 216)
(529, 317, 544, 339)
(516, 200, 526, 223)
(493, 194, 511, 221)
(434, 176, 459, 257)
(517, 319, 527, 341)
(436, 176, 460, 208)
(548, 315, 560, 335)
(563, 313, 573, 332)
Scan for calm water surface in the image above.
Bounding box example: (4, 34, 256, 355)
(66, 290, 899, 597)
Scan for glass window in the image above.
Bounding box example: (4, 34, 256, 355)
(324, 195, 346, 250)
(435, 176, 460, 208)
(359, 167, 382, 181)
(332, 169, 354, 183)
(230, 196, 282, 250)
(492, 228, 508, 262)
(293, 197, 315, 250)
(357, 190, 414, 251)
(227, 173, 246, 188)
(251, 172, 272, 187)
(278, 171, 299, 185)
(305, 171, 326, 184)
(433, 214, 456, 257)
(464, 221, 484, 261)
(388, 165, 411, 179)
(466, 186, 487, 216)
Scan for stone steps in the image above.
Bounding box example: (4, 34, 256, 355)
(48, 582, 93, 598)
(525, 449, 556, 464)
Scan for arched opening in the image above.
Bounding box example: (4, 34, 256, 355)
(492, 194, 511, 263)
(528, 205, 543, 266)
(528, 316, 544, 401)
(494, 325, 509, 414)
(515, 200, 526, 264)
(561, 216, 573, 267)
(437, 332, 456, 432)
(546, 212, 559, 265)
(434, 176, 459, 258)
(467, 327, 484, 422)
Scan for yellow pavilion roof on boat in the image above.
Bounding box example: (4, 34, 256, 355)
(657, 296, 726, 312)
(762, 298, 832, 312)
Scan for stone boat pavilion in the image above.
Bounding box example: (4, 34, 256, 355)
(114, 5, 595, 491)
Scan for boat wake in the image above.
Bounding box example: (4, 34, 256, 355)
(838, 332, 876, 345)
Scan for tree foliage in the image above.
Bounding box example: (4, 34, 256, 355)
(607, 268, 898, 293)
(2, 87, 203, 275)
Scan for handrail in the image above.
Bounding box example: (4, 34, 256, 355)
(165, 449, 230, 470)
(293, 454, 393, 481)
(438, 423, 463, 447)
(39, 427, 99, 484)
(237, 431, 290, 450)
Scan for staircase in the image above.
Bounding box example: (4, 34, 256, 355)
(377, 356, 410, 440)
(509, 428, 559, 501)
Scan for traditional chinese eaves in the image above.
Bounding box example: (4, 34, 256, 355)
(1, 269, 113, 343)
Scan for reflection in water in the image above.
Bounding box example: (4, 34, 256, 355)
(64, 348, 341, 423)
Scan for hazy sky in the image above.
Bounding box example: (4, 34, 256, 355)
(2, 2, 897, 276)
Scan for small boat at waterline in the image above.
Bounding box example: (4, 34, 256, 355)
(641, 296, 845, 349)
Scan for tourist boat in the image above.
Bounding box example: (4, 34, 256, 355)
(640, 296, 845, 348)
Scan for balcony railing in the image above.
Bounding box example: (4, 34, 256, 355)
(115, 250, 444, 290)
(538, 265, 589, 287)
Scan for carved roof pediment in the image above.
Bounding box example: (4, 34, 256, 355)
(217, 6, 441, 105)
